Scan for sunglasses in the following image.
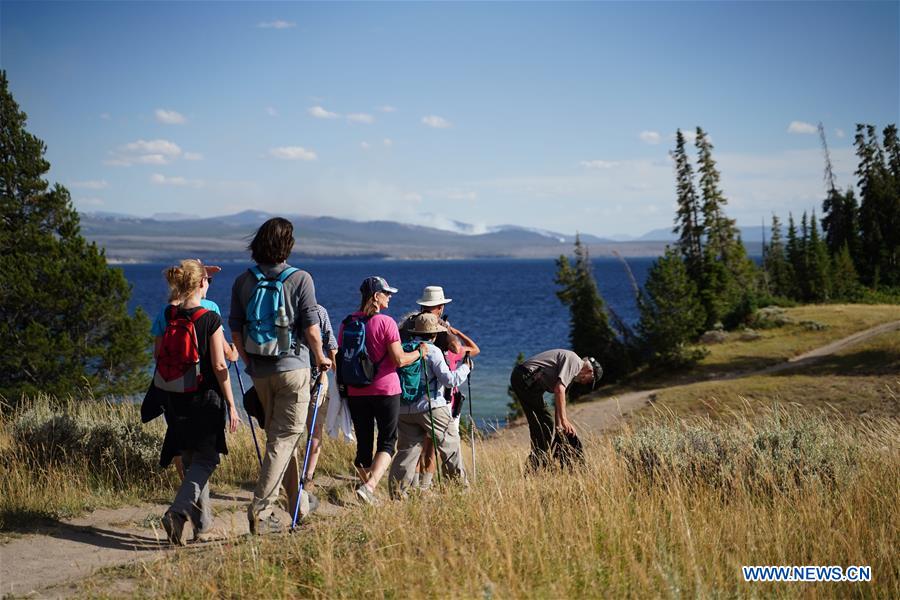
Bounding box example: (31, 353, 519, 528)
(203, 276, 214, 283)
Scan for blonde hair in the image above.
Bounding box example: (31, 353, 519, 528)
(163, 259, 205, 304)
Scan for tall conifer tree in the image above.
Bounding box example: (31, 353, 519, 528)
(785, 213, 803, 300)
(764, 214, 793, 297)
(671, 129, 703, 286)
(806, 213, 831, 301)
(0, 71, 152, 400)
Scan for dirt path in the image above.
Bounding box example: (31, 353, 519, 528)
(3, 320, 898, 597)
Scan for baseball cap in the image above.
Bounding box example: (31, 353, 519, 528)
(360, 276, 398, 296)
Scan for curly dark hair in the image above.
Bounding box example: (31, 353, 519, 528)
(249, 217, 295, 264)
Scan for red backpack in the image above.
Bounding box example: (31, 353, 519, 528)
(153, 306, 209, 393)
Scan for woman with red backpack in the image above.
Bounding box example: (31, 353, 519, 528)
(155, 259, 240, 545)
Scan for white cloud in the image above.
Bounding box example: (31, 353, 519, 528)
(404, 192, 423, 203)
(360, 141, 371, 150)
(151, 173, 203, 188)
(788, 120, 817, 134)
(835, 128, 846, 139)
(422, 115, 451, 129)
(155, 109, 187, 125)
(378, 105, 396, 113)
(309, 105, 340, 119)
(443, 190, 478, 202)
(579, 160, 620, 169)
(269, 146, 317, 161)
(100, 113, 111, 120)
(639, 130, 661, 145)
(105, 138, 183, 166)
(69, 179, 109, 190)
(258, 20, 296, 29)
(347, 113, 374, 124)
(183, 152, 203, 161)
(76, 197, 105, 206)
(383, 138, 393, 147)
(266, 106, 279, 117)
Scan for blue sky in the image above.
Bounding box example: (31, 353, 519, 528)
(2, 1, 898, 237)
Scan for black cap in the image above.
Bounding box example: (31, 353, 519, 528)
(360, 276, 398, 296)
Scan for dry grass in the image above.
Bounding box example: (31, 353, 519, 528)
(78, 410, 899, 599)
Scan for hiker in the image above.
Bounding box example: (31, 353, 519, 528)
(509, 349, 603, 470)
(298, 304, 338, 488)
(151, 259, 237, 480)
(338, 276, 424, 505)
(388, 313, 471, 499)
(229, 217, 332, 534)
(398, 286, 479, 488)
(156, 259, 241, 545)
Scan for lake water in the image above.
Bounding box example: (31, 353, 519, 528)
(123, 258, 653, 426)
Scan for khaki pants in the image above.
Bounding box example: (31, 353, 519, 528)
(389, 405, 467, 499)
(248, 368, 311, 521)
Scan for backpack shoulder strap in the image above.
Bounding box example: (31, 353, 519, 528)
(249, 266, 265, 281)
(189, 307, 209, 322)
(165, 304, 178, 322)
(276, 266, 299, 283)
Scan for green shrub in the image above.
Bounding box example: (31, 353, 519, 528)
(613, 409, 856, 494)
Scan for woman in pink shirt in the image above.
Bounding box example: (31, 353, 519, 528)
(339, 276, 423, 505)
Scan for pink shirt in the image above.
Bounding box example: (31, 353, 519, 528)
(339, 312, 401, 397)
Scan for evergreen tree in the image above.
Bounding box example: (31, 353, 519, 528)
(763, 213, 793, 297)
(785, 213, 804, 300)
(830, 243, 860, 300)
(806, 212, 831, 302)
(694, 127, 758, 327)
(555, 236, 627, 381)
(637, 247, 705, 366)
(855, 124, 890, 286)
(880, 124, 900, 284)
(671, 129, 703, 285)
(0, 71, 152, 401)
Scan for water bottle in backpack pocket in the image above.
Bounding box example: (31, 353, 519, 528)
(153, 306, 208, 393)
(337, 314, 378, 388)
(243, 266, 298, 357)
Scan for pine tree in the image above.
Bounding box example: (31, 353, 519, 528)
(671, 129, 703, 285)
(637, 247, 705, 366)
(785, 213, 804, 300)
(830, 243, 860, 300)
(555, 236, 627, 381)
(880, 124, 900, 284)
(855, 124, 889, 286)
(806, 212, 831, 302)
(0, 71, 152, 401)
(764, 214, 793, 297)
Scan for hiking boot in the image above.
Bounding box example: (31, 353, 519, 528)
(162, 511, 188, 546)
(249, 513, 285, 536)
(356, 484, 379, 506)
(193, 528, 225, 543)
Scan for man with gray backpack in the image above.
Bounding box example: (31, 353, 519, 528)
(388, 313, 471, 499)
(229, 217, 331, 534)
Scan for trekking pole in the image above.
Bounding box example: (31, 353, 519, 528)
(292, 370, 327, 530)
(233, 361, 263, 468)
(423, 351, 442, 485)
(465, 352, 476, 483)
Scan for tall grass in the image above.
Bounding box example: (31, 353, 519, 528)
(109, 409, 899, 598)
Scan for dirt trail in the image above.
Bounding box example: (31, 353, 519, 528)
(3, 320, 898, 597)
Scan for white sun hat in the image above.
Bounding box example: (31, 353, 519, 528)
(416, 285, 452, 307)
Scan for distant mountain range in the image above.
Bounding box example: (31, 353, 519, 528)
(79, 210, 763, 262)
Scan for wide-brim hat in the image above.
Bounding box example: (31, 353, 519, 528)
(410, 313, 447, 335)
(192, 258, 222, 275)
(361, 276, 398, 296)
(416, 285, 452, 307)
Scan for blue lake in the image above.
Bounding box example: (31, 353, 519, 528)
(123, 258, 653, 425)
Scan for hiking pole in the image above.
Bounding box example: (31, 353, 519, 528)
(423, 351, 442, 485)
(292, 370, 327, 530)
(233, 361, 263, 468)
(465, 351, 476, 483)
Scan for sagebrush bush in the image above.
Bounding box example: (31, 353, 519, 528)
(613, 409, 856, 494)
(10, 398, 165, 485)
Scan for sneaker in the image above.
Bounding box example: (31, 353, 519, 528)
(193, 529, 224, 543)
(249, 513, 285, 536)
(162, 511, 188, 546)
(356, 484, 379, 506)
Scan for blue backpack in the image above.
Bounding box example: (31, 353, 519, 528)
(397, 341, 436, 405)
(337, 314, 378, 387)
(243, 266, 299, 357)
